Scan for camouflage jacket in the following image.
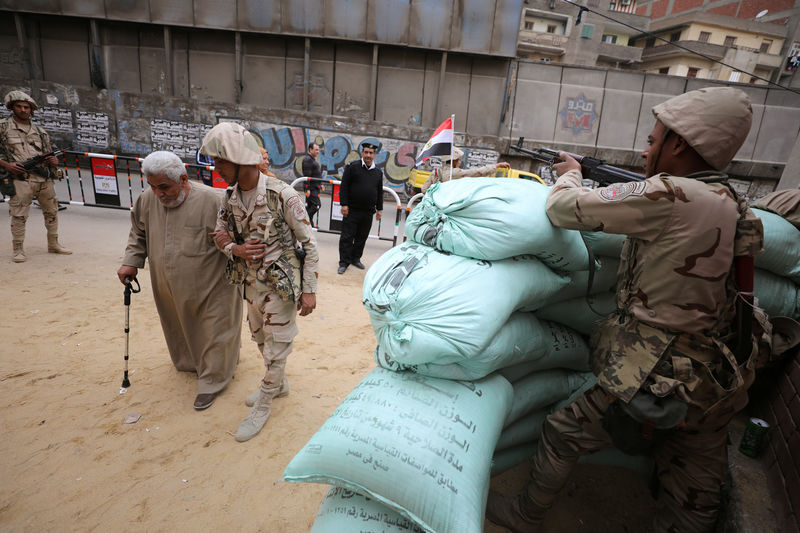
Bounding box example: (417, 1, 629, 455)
(752, 189, 800, 230)
(215, 174, 319, 294)
(0, 116, 52, 181)
(547, 169, 764, 404)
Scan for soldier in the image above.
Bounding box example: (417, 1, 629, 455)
(421, 146, 510, 193)
(0, 90, 71, 262)
(487, 87, 764, 532)
(202, 122, 319, 442)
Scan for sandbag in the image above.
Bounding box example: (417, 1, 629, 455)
(535, 292, 617, 335)
(283, 368, 513, 533)
(405, 178, 589, 270)
(364, 242, 569, 366)
(311, 486, 426, 533)
(377, 316, 590, 381)
(580, 230, 626, 258)
(754, 268, 800, 318)
(505, 369, 594, 426)
(496, 409, 549, 452)
(752, 208, 800, 284)
(552, 257, 619, 302)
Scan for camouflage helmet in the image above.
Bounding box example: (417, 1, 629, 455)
(441, 147, 464, 162)
(652, 87, 752, 171)
(4, 90, 38, 111)
(200, 122, 262, 165)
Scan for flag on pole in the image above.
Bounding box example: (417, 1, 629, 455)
(415, 117, 453, 167)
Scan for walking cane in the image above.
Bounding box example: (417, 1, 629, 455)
(122, 276, 141, 388)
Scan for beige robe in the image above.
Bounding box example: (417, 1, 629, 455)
(122, 181, 243, 394)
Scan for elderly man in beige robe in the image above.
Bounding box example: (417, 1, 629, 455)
(117, 151, 243, 411)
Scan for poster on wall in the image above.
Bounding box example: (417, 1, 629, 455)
(90, 157, 120, 206)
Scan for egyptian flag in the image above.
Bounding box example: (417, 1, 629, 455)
(415, 117, 453, 166)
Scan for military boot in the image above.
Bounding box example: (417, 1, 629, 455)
(245, 377, 289, 407)
(12, 242, 25, 263)
(47, 235, 72, 255)
(235, 385, 274, 442)
(485, 490, 544, 533)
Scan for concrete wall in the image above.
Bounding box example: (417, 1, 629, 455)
(1, 0, 525, 57)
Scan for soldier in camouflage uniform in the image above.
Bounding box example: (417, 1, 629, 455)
(487, 87, 764, 532)
(0, 90, 71, 262)
(201, 122, 319, 443)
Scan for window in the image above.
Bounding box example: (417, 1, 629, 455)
(724, 35, 736, 47)
(524, 21, 534, 30)
(645, 37, 656, 48)
(698, 31, 711, 43)
(687, 67, 699, 78)
(602, 34, 617, 44)
(581, 24, 594, 39)
(670, 31, 681, 42)
(547, 24, 557, 34)
(658, 67, 669, 74)
(729, 71, 741, 82)
(759, 39, 772, 53)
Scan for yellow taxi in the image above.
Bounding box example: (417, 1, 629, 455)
(405, 166, 544, 196)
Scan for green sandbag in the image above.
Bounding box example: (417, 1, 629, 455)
(491, 442, 653, 478)
(495, 408, 549, 452)
(550, 257, 619, 302)
(505, 369, 594, 427)
(535, 292, 617, 335)
(580, 230, 626, 258)
(364, 242, 569, 366)
(283, 368, 513, 533)
(752, 208, 800, 284)
(378, 316, 590, 381)
(311, 486, 426, 533)
(405, 178, 590, 270)
(754, 268, 799, 318)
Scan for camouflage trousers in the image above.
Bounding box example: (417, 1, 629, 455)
(9, 179, 59, 242)
(246, 283, 299, 395)
(525, 385, 729, 533)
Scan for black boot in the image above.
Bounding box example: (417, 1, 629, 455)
(486, 490, 543, 533)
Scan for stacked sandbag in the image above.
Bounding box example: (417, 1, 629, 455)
(284, 368, 513, 533)
(750, 208, 800, 319)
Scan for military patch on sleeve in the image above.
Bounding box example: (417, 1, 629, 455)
(287, 195, 307, 220)
(598, 181, 647, 202)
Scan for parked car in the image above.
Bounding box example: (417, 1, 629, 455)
(405, 166, 544, 196)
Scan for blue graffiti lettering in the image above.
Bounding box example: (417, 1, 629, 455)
(260, 127, 296, 168)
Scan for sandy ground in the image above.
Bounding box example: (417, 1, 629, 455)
(0, 200, 655, 532)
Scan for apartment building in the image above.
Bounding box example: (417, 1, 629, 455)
(516, 0, 650, 68)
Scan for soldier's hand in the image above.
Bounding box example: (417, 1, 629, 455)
(553, 151, 581, 176)
(45, 155, 59, 167)
(298, 293, 316, 316)
(117, 265, 138, 284)
(496, 162, 511, 169)
(236, 239, 266, 264)
(2, 161, 26, 175)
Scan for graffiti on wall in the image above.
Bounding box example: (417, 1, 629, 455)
(559, 94, 598, 136)
(228, 118, 498, 193)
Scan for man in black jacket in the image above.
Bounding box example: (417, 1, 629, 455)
(337, 142, 383, 274)
(302, 142, 323, 225)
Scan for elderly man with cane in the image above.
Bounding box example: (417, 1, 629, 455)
(117, 151, 242, 410)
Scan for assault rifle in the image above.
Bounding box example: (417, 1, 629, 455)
(0, 149, 65, 197)
(510, 137, 644, 185)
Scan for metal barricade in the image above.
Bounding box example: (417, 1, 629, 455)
(290, 177, 402, 247)
(402, 192, 424, 243)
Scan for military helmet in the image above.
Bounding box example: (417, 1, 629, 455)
(200, 122, 262, 165)
(652, 87, 752, 171)
(4, 90, 38, 111)
(440, 147, 464, 162)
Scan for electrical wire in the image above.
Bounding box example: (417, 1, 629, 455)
(559, 0, 800, 96)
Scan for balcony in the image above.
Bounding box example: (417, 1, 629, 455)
(596, 41, 643, 64)
(517, 31, 567, 56)
(641, 40, 726, 60)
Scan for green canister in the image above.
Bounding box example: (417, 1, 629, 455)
(738, 417, 769, 458)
